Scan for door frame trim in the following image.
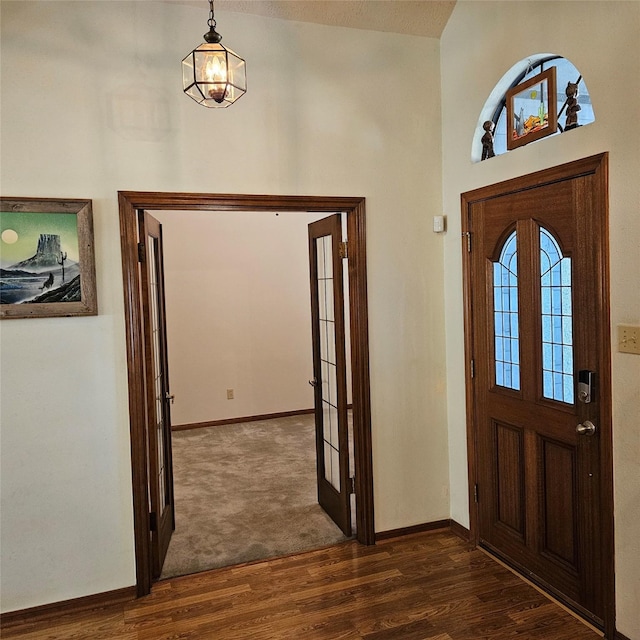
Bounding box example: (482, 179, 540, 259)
(118, 192, 375, 597)
(460, 154, 615, 636)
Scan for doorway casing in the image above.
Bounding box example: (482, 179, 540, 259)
(118, 192, 375, 597)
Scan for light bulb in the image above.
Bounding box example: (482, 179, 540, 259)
(205, 54, 227, 103)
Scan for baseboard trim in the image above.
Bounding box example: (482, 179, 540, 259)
(375, 519, 451, 541)
(0, 585, 136, 629)
(615, 631, 631, 640)
(449, 519, 471, 542)
(172, 408, 315, 431)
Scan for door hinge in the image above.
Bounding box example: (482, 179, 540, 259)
(462, 231, 472, 252)
(137, 242, 145, 263)
(339, 241, 348, 259)
(470, 359, 475, 379)
(474, 483, 479, 503)
(350, 476, 356, 495)
(149, 511, 157, 531)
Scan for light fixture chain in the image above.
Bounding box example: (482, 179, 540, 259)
(208, 0, 216, 29)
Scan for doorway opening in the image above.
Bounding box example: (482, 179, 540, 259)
(460, 154, 615, 637)
(118, 192, 374, 597)
(153, 208, 353, 579)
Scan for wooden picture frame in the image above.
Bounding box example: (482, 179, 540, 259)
(1, 198, 97, 319)
(506, 67, 557, 150)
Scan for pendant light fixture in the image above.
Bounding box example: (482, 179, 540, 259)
(182, 0, 246, 108)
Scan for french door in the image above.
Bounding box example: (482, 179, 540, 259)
(463, 155, 613, 630)
(138, 210, 175, 578)
(308, 214, 352, 536)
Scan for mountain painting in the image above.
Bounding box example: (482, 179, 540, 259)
(1, 210, 82, 305)
(0, 199, 96, 319)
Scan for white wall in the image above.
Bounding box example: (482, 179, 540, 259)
(152, 210, 325, 425)
(441, 2, 640, 637)
(0, 1, 448, 613)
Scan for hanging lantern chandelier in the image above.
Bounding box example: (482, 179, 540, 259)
(182, 0, 246, 108)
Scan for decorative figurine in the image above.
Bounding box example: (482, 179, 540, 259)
(513, 107, 525, 138)
(564, 81, 581, 131)
(481, 120, 495, 160)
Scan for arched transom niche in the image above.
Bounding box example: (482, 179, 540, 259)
(473, 54, 595, 162)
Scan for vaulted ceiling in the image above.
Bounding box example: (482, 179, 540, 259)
(172, 1, 457, 39)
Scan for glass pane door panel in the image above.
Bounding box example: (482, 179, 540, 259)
(331, 447, 340, 489)
(316, 236, 325, 279)
(147, 235, 167, 509)
(316, 235, 340, 492)
(493, 230, 521, 390)
(326, 324, 336, 363)
(323, 280, 334, 322)
(319, 320, 328, 362)
(322, 403, 331, 441)
(321, 359, 329, 399)
(317, 235, 333, 280)
(329, 404, 339, 450)
(318, 278, 326, 321)
(540, 227, 574, 404)
(328, 361, 337, 405)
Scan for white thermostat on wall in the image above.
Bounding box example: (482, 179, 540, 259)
(433, 215, 446, 233)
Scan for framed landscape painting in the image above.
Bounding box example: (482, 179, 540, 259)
(0, 198, 97, 319)
(506, 67, 557, 150)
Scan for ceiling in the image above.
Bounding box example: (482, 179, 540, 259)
(171, 1, 457, 39)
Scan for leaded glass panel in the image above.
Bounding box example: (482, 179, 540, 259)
(493, 231, 520, 390)
(540, 228, 574, 403)
(316, 235, 340, 491)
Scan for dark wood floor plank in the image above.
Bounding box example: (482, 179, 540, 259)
(2, 530, 602, 640)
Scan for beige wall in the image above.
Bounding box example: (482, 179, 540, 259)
(152, 210, 325, 425)
(0, 1, 447, 613)
(8, 1, 634, 631)
(441, 2, 640, 637)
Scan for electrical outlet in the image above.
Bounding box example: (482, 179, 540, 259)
(226, 389, 234, 400)
(618, 324, 640, 355)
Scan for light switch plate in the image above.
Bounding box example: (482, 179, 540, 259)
(618, 324, 640, 355)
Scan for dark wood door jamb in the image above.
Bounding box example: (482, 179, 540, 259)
(118, 192, 375, 597)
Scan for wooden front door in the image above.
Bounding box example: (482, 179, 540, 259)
(308, 214, 352, 536)
(138, 210, 175, 578)
(463, 155, 613, 631)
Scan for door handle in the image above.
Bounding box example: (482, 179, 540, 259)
(308, 378, 318, 387)
(576, 420, 596, 436)
(165, 392, 175, 404)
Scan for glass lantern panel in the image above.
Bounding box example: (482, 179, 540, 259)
(185, 85, 205, 104)
(182, 54, 195, 89)
(193, 49, 226, 80)
(226, 49, 247, 92)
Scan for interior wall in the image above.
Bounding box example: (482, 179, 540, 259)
(0, 1, 447, 613)
(440, 2, 640, 637)
(151, 210, 325, 425)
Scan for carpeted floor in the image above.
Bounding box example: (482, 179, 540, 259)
(160, 414, 349, 579)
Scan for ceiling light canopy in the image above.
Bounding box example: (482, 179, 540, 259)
(182, 0, 246, 108)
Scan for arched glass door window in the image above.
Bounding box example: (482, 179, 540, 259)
(493, 230, 520, 390)
(475, 55, 595, 161)
(540, 227, 574, 404)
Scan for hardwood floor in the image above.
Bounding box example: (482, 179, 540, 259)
(2, 529, 601, 640)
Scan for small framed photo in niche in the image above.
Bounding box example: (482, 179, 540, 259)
(0, 198, 97, 319)
(506, 67, 557, 150)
